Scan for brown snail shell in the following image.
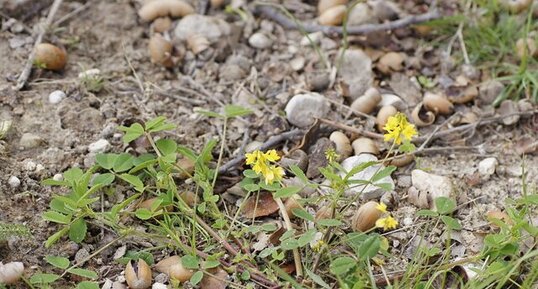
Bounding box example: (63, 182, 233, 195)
(376, 105, 398, 131)
(138, 0, 194, 21)
(34, 43, 67, 71)
(318, 0, 349, 14)
(125, 259, 152, 289)
(351, 201, 383, 232)
(187, 34, 210, 55)
(423, 92, 453, 115)
(387, 154, 415, 167)
(351, 137, 379, 155)
(155, 256, 194, 282)
(318, 5, 347, 26)
(284, 194, 302, 217)
(350, 87, 381, 114)
(411, 102, 435, 127)
(329, 131, 353, 159)
(149, 34, 174, 67)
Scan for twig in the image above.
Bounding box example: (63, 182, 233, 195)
(275, 197, 303, 277)
(255, 4, 441, 35)
(52, 0, 92, 27)
(218, 129, 304, 174)
(14, 0, 63, 90)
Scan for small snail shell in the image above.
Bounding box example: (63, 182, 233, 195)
(449, 86, 478, 104)
(515, 37, 537, 59)
(152, 17, 172, 33)
(376, 105, 398, 131)
(377, 52, 405, 74)
(34, 43, 67, 71)
(187, 34, 210, 55)
(351, 137, 379, 155)
(351, 201, 383, 232)
(155, 256, 194, 282)
(210, 0, 225, 8)
(315, 205, 333, 221)
(411, 103, 435, 127)
(149, 34, 174, 67)
(318, 0, 349, 15)
(329, 131, 353, 159)
(318, 5, 347, 26)
(387, 154, 415, 167)
(138, 0, 194, 21)
(423, 92, 453, 115)
(125, 259, 152, 289)
(284, 194, 302, 217)
(350, 87, 381, 114)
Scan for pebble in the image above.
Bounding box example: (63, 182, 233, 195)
(152, 282, 168, 289)
(48, 90, 66, 104)
(8, 176, 21, 188)
(248, 32, 272, 49)
(411, 169, 453, 209)
(478, 157, 497, 176)
(23, 160, 37, 171)
(347, 3, 376, 25)
(402, 217, 414, 227)
(78, 68, 100, 79)
(300, 31, 323, 46)
(88, 139, 110, 153)
(338, 49, 373, 99)
(19, 133, 44, 149)
(154, 273, 169, 284)
(341, 154, 395, 199)
(478, 80, 504, 105)
(285, 93, 329, 128)
(174, 14, 231, 43)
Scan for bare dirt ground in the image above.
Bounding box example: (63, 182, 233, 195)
(1, 0, 537, 288)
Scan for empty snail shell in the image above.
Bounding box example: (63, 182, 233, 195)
(149, 34, 174, 67)
(423, 92, 453, 115)
(448, 85, 479, 104)
(351, 137, 379, 155)
(318, 5, 347, 26)
(315, 205, 333, 221)
(155, 256, 194, 282)
(125, 259, 152, 289)
(329, 131, 353, 159)
(0, 262, 24, 285)
(387, 154, 415, 167)
(376, 105, 398, 131)
(350, 87, 381, 114)
(515, 37, 537, 59)
(411, 103, 435, 127)
(187, 34, 210, 55)
(284, 194, 302, 217)
(34, 43, 67, 71)
(138, 0, 194, 21)
(351, 201, 383, 232)
(318, 0, 349, 14)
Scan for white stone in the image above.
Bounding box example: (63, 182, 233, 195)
(174, 14, 231, 43)
(300, 32, 323, 46)
(411, 169, 453, 209)
(23, 160, 37, 171)
(88, 139, 110, 153)
(53, 173, 63, 181)
(78, 68, 100, 79)
(8, 176, 21, 188)
(402, 217, 413, 226)
(248, 32, 272, 49)
(152, 283, 167, 289)
(341, 154, 395, 199)
(348, 3, 376, 25)
(48, 90, 66, 104)
(338, 49, 373, 99)
(478, 157, 497, 176)
(35, 164, 45, 173)
(285, 93, 329, 128)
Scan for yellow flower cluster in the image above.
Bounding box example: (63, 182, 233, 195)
(383, 113, 417, 145)
(245, 149, 285, 185)
(375, 202, 398, 231)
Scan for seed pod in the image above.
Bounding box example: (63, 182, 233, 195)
(411, 103, 435, 127)
(155, 256, 194, 282)
(351, 137, 379, 155)
(423, 92, 453, 115)
(284, 194, 302, 217)
(34, 43, 67, 71)
(0, 262, 24, 285)
(376, 105, 398, 131)
(149, 34, 174, 67)
(351, 201, 383, 232)
(318, 5, 347, 26)
(138, 0, 194, 21)
(187, 34, 210, 55)
(350, 87, 381, 114)
(125, 259, 152, 289)
(318, 0, 348, 14)
(329, 131, 353, 159)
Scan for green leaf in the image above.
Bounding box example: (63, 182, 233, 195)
(242, 183, 259, 192)
(195, 109, 223, 118)
(298, 229, 317, 247)
(145, 116, 176, 132)
(113, 153, 134, 172)
(95, 153, 117, 170)
(45, 227, 69, 248)
(435, 197, 457, 215)
(371, 166, 397, 183)
(243, 169, 259, 178)
(181, 255, 199, 269)
(416, 210, 438, 217)
(329, 256, 356, 275)
(274, 186, 302, 198)
(45, 256, 70, 269)
(43, 211, 71, 224)
(344, 161, 377, 180)
(118, 123, 144, 143)
(69, 218, 87, 243)
(289, 165, 311, 185)
(292, 208, 314, 222)
(42, 178, 68, 186)
(190, 271, 204, 285)
(440, 216, 462, 230)
(67, 268, 98, 279)
(30, 273, 60, 284)
(203, 260, 221, 269)
(318, 219, 343, 227)
(358, 235, 380, 260)
(374, 182, 394, 192)
(399, 141, 416, 153)
(305, 269, 331, 289)
(281, 238, 300, 250)
(119, 174, 144, 192)
(64, 167, 84, 183)
(135, 208, 153, 220)
(156, 139, 177, 155)
(91, 173, 115, 186)
(76, 281, 99, 289)
(223, 105, 253, 118)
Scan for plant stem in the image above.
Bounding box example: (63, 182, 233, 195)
(274, 197, 303, 277)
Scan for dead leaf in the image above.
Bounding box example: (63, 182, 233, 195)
(200, 267, 228, 289)
(243, 191, 279, 218)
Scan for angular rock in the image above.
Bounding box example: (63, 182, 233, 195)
(285, 93, 329, 128)
(338, 49, 373, 99)
(306, 138, 334, 178)
(88, 139, 110, 153)
(478, 157, 497, 177)
(411, 169, 453, 209)
(174, 14, 231, 43)
(341, 154, 395, 199)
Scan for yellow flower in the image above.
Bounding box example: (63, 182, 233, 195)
(262, 165, 284, 185)
(325, 148, 339, 163)
(383, 113, 417, 145)
(375, 216, 398, 231)
(245, 150, 285, 185)
(265, 149, 280, 162)
(245, 151, 261, 165)
(376, 202, 387, 213)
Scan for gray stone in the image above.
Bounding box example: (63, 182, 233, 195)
(174, 14, 231, 43)
(8, 176, 21, 188)
(338, 49, 373, 99)
(306, 138, 334, 178)
(88, 139, 110, 153)
(478, 80, 504, 105)
(285, 93, 329, 128)
(347, 3, 376, 25)
(478, 157, 497, 176)
(19, 133, 44, 149)
(248, 32, 272, 49)
(48, 90, 66, 104)
(411, 169, 453, 209)
(341, 154, 395, 199)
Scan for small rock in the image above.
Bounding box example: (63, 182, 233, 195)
(19, 133, 44, 149)
(23, 160, 37, 171)
(78, 68, 100, 79)
(371, 0, 401, 21)
(152, 283, 167, 289)
(248, 32, 272, 49)
(35, 164, 45, 173)
(281, 149, 309, 171)
(300, 32, 323, 46)
(285, 93, 329, 128)
(478, 158, 497, 176)
(290, 57, 305, 71)
(347, 3, 376, 25)
(154, 273, 169, 284)
(341, 154, 395, 199)
(498, 100, 520, 125)
(402, 217, 413, 226)
(478, 80, 504, 105)
(48, 90, 66, 104)
(338, 49, 373, 99)
(411, 169, 453, 209)
(219, 64, 246, 81)
(74, 248, 90, 264)
(88, 139, 110, 153)
(505, 165, 523, 177)
(53, 173, 63, 181)
(174, 14, 231, 43)
(306, 71, 330, 92)
(306, 138, 334, 178)
(8, 176, 21, 188)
